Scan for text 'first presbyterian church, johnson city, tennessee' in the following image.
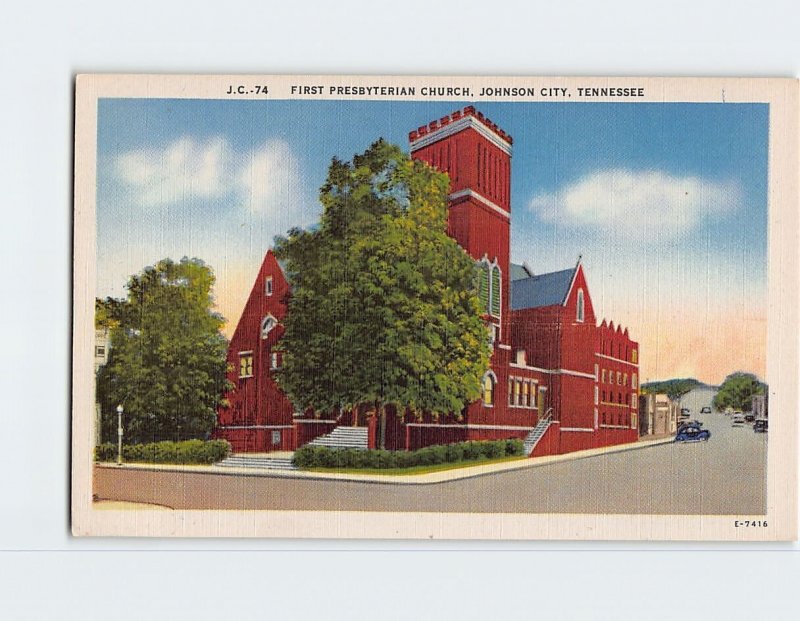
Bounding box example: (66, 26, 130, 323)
(214, 107, 640, 457)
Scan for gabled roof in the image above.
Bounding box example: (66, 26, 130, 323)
(511, 266, 576, 310)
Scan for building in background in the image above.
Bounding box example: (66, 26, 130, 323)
(94, 328, 110, 446)
(751, 393, 768, 419)
(638, 393, 679, 437)
(215, 107, 640, 456)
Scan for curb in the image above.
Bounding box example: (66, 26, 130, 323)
(95, 436, 675, 486)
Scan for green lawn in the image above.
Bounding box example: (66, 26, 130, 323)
(302, 454, 528, 476)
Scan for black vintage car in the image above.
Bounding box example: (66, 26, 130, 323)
(753, 419, 768, 433)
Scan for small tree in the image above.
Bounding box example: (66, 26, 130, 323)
(275, 139, 490, 446)
(96, 258, 231, 443)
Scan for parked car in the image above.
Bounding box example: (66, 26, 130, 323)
(700, 406, 711, 414)
(753, 419, 768, 433)
(744, 412, 755, 423)
(732, 413, 746, 427)
(674, 423, 711, 443)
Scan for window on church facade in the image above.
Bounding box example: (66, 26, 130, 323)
(239, 352, 253, 379)
(477, 259, 501, 318)
(478, 262, 490, 311)
(261, 315, 277, 339)
(482, 373, 495, 406)
(576, 289, 585, 322)
(265, 276, 273, 296)
(491, 265, 501, 316)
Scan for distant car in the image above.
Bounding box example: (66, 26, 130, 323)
(732, 413, 745, 427)
(675, 423, 711, 443)
(753, 419, 768, 433)
(744, 412, 755, 423)
(700, 406, 711, 414)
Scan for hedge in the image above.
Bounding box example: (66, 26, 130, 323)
(94, 439, 231, 465)
(293, 439, 524, 470)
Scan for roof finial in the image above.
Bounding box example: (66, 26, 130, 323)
(576, 254, 582, 267)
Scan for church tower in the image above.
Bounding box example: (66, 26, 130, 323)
(409, 106, 513, 349)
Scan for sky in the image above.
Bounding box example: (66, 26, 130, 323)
(96, 99, 769, 386)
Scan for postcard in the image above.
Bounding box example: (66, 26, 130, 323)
(72, 75, 798, 540)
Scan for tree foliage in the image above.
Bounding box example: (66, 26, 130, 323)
(712, 372, 766, 412)
(640, 378, 702, 400)
(274, 139, 491, 436)
(96, 258, 231, 444)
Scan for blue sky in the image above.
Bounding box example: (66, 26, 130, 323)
(96, 98, 769, 383)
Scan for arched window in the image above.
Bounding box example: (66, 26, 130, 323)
(576, 289, 585, 322)
(261, 315, 277, 339)
(482, 372, 496, 406)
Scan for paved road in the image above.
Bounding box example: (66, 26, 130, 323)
(94, 391, 767, 515)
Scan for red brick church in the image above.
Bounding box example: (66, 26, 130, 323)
(214, 107, 640, 456)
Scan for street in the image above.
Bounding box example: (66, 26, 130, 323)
(95, 393, 767, 515)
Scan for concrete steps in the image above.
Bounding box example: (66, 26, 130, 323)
(307, 426, 369, 450)
(216, 455, 297, 471)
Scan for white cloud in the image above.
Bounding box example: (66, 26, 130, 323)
(528, 169, 742, 236)
(238, 139, 303, 216)
(115, 136, 305, 219)
(116, 137, 235, 207)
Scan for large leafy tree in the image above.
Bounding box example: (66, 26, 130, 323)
(96, 258, 231, 444)
(274, 139, 490, 446)
(712, 372, 766, 412)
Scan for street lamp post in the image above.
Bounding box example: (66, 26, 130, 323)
(116, 404, 124, 466)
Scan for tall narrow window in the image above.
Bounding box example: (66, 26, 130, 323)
(632, 349, 638, 364)
(576, 289, 585, 322)
(632, 373, 638, 389)
(478, 262, 490, 313)
(265, 276, 273, 296)
(491, 265, 501, 316)
(522, 381, 530, 407)
(482, 373, 495, 406)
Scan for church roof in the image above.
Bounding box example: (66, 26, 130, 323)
(511, 266, 576, 310)
(510, 262, 533, 281)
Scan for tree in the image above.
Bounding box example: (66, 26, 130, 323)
(274, 139, 491, 447)
(713, 372, 766, 412)
(96, 258, 231, 444)
(640, 378, 702, 400)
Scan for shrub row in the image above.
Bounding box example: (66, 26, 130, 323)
(293, 439, 524, 470)
(94, 439, 231, 464)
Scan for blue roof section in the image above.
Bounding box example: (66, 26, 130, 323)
(510, 263, 533, 281)
(511, 267, 576, 310)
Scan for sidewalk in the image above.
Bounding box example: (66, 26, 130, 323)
(96, 435, 674, 486)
